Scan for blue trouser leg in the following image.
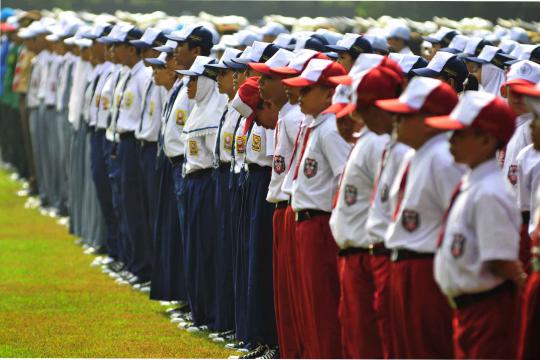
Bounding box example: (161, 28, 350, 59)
(234, 169, 249, 342)
(118, 136, 152, 281)
(150, 156, 186, 301)
(213, 167, 236, 331)
(244, 168, 277, 346)
(138, 142, 159, 255)
(90, 131, 120, 259)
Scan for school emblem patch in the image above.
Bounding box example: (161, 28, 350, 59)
(252, 134, 262, 152)
(402, 209, 420, 232)
(236, 135, 246, 154)
(95, 95, 101, 108)
(344, 184, 357, 206)
(273, 155, 286, 174)
(507, 164, 518, 185)
(380, 183, 389, 203)
(304, 158, 318, 178)
(149, 101, 155, 116)
(223, 132, 233, 152)
(451, 234, 466, 258)
(175, 109, 186, 126)
(188, 140, 198, 156)
(102, 97, 110, 111)
(124, 92, 133, 109)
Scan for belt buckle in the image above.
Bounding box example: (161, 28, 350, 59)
(368, 244, 375, 255)
(295, 212, 299, 222)
(390, 249, 399, 262)
(532, 257, 540, 273)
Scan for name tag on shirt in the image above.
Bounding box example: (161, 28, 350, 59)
(189, 140, 198, 156)
(175, 109, 187, 126)
(149, 101, 155, 116)
(123, 92, 133, 109)
(223, 132, 233, 152)
(236, 135, 246, 154)
(102, 97, 110, 111)
(252, 134, 262, 152)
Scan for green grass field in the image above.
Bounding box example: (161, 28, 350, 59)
(0, 169, 235, 358)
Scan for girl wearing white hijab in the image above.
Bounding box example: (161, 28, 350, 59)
(176, 55, 228, 332)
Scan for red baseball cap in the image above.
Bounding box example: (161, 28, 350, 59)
(231, 76, 261, 123)
(324, 60, 404, 118)
(375, 77, 458, 116)
(270, 49, 328, 76)
(282, 59, 347, 87)
(426, 91, 516, 145)
(500, 60, 540, 97)
(512, 82, 540, 97)
(328, 53, 386, 86)
(248, 48, 294, 77)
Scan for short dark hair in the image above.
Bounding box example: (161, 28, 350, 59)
(187, 40, 211, 56)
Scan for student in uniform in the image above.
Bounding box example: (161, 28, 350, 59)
(375, 77, 462, 359)
(326, 56, 404, 359)
(462, 45, 512, 95)
(412, 50, 469, 93)
(281, 58, 349, 358)
(324, 33, 373, 72)
(203, 47, 242, 339)
(386, 24, 413, 55)
(427, 91, 524, 359)
(514, 82, 540, 360)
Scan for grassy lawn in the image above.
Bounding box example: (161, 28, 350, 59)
(0, 169, 235, 358)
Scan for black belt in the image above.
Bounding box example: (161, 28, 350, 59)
(390, 248, 434, 262)
(185, 168, 213, 179)
(295, 209, 331, 223)
(88, 125, 96, 132)
(218, 162, 231, 172)
(137, 139, 157, 148)
(449, 281, 514, 310)
(248, 163, 271, 172)
(338, 243, 391, 257)
(95, 128, 106, 135)
(119, 131, 135, 140)
(275, 201, 288, 209)
(168, 155, 184, 166)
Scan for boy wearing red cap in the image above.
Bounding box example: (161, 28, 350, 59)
(514, 82, 540, 360)
(326, 58, 404, 359)
(427, 91, 524, 359)
(375, 76, 463, 358)
(282, 58, 349, 358)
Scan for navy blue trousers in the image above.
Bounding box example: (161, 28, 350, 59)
(137, 141, 159, 255)
(213, 165, 236, 331)
(118, 135, 152, 281)
(90, 131, 119, 259)
(149, 155, 186, 301)
(242, 167, 277, 346)
(180, 169, 217, 329)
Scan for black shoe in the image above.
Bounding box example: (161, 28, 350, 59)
(257, 346, 278, 359)
(240, 344, 267, 359)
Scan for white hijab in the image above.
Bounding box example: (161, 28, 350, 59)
(183, 75, 228, 139)
(480, 63, 505, 95)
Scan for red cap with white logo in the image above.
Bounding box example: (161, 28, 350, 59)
(281, 59, 347, 87)
(269, 49, 328, 76)
(500, 60, 540, 96)
(375, 77, 458, 115)
(426, 90, 516, 145)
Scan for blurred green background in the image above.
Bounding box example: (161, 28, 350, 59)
(2, 1, 540, 22)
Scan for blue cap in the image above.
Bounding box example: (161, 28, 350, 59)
(325, 33, 373, 58)
(130, 28, 168, 48)
(413, 51, 468, 86)
(167, 24, 214, 50)
(1, 8, 15, 22)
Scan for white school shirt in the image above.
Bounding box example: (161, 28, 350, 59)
(281, 114, 309, 196)
(106, 66, 130, 141)
(435, 159, 521, 297)
(517, 144, 540, 237)
(44, 53, 62, 106)
(214, 101, 242, 164)
(90, 61, 115, 128)
(232, 116, 247, 174)
(96, 64, 121, 130)
(366, 141, 413, 243)
(160, 80, 181, 138)
(135, 79, 163, 142)
(266, 103, 303, 203)
(55, 52, 76, 111)
(291, 112, 352, 213)
(116, 61, 152, 134)
(330, 129, 389, 249)
(163, 79, 194, 158)
(82, 65, 99, 124)
(27, 52, 45, 108)
(185, 131, 219, 174)
(399, 47, 414, 55)
(385, 134, 466, 253)
(502, 112, 533, 190)
(246, 123, 274, 167)
(37, 50, 51, 102)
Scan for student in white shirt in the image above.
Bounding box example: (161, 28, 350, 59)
(375, 77, 462, 359)
(514, 82, 540, 360)
(428, 91, 523, 359)
(327, 57, 404, 359)
(281, 58, 349, 358)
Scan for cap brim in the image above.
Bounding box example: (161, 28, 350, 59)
(97, 36, 119, 45)
(130, 40, 152, 48)
(425, 115, 466, 130)
(411, 67, 441, 78)
(501, 79, 535, 89)
(281, 77, 316, 87)
(223, 60, 247, 70)
(323, 102, 349, 115)
(375, 98, 417, 113)
(269, 66, 300, 76)
(231, 57, 254, 65)
(327, 75, 352, 86)
(505, 59, 520, 65)
(205, 63, 229, 70)
(144, 58, 166, 66)
(439, 47, 460, 54)
(463, 56, 489, 64)
(325, 45, 348, 53)
(511, 84, 540, 97)
(175, 70, 201, 76)
(153, 45, 174, 53)
(166, 34, 186, 42)
(248, 63, 273, 76)
(424, 36, 441, 43)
